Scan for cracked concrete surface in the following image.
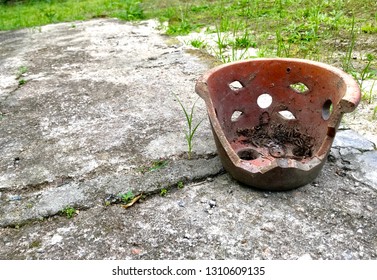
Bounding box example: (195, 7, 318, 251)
(0, 19, 376, 260)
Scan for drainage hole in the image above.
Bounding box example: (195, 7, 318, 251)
(231, 110, 243, 122)
(322, 99, 333, 120)
(257, 93, 273, 109)
(278, 110, 296, 120)
(290, 82, 309, 94)
(229, 81, 243, 91)
(237, 149, 260, 160)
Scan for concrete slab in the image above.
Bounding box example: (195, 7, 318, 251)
(0, 19, 376, 260)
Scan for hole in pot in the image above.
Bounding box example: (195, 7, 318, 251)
(237, 148, 260, 160)
(286, 67, 291, 73)
(231, 110, 243, 122)
(290, 82, 309, 94)
(257, 93, 273, 109)
(229, 81, 243, 91)
(278, 110, 296, 120)
(322, 99, 333, 120)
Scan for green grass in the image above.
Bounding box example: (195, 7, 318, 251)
(174, 94, 203, 159)
(0, 0, 145, 30)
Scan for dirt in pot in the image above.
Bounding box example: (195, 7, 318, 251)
(235, 123, 314, 159)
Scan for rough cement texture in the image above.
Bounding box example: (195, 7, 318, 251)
(0, 19, 376, 260)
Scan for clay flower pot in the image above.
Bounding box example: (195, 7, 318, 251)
(196, 58, 361, 190)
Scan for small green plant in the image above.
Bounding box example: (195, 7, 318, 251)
(232, 32, 256, 49)
(149, 160, 168, 171)
(174, 94, 203, 159)
(342, 15, 356, 72)
(361, 23, 377, 34)
(119, 190, 135, 204)
(213, 25, 228, 62)
(18, 79, 26, 86)
(138, 159, 168, 173)
(61, 206, 77, 219)
(276, 29, 290, 57)
(160, 188, 168, 196)
(177, 181, 184, 189)
(16, 66, 28, 79)
(113, 0, 145, 21)
(190, 38, 206, 49)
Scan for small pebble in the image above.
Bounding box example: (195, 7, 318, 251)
(8, 195, 22, 201)
(177, 200, 185, 207)
(357, 228, 363, 234)
(208, 200, 216, 208)
(261, 223, 275, 233)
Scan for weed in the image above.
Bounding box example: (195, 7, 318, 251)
(362, 80, 376, 104)
(61, 206, 77, 219)
(16, 66, 28, 86)
(174, 94, 203, 160)
(16, 65, 28, 79)
(359, 54, 376, 87)
(276, 29, 290, 57)
(113, 0, 145, 21)
(138, 159, 168, 173)
(342, 15, 356, 72)
(18, 79, 26, 86)
(232, 33, 256, 49)
(212, 24, 228, 62)
(190, 38, 206, 49)
(361, 24, 377, 34)
(118, 190, 135, 204)
(165, 7, 196, 35)
(160, 188, 168, 196)
(177, 181, 184, 189)
(149, 160, 169, 171)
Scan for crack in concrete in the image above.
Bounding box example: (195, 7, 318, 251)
(0, 156, 224, 228)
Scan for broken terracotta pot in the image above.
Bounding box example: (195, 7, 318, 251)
(196, 58, 361, 190)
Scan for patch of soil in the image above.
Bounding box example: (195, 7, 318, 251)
(236, 122, 314, 159)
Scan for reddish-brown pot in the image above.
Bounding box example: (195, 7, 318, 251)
(196, 58, 361, 190)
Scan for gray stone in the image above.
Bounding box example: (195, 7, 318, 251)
(333, 130, 376, 151)
(352, 151, 377, 189)
(208, 200, 216, 208)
